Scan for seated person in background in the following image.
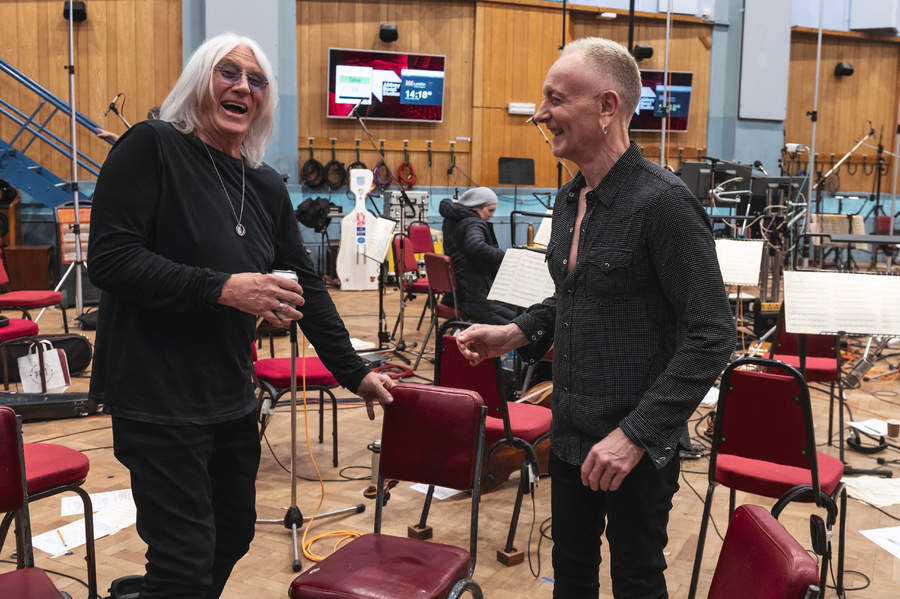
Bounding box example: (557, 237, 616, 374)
(440, 187, 517, 324)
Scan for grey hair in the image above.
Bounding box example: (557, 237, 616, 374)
(562, 37, 641, 119)
(159, 32, 277, 168)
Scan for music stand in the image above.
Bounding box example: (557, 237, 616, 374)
(498, 157, 535, 206)
(783, 270, 900, 476)
(715, 239, 764, 347)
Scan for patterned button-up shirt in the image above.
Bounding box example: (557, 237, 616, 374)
(513, 142, 735, 468)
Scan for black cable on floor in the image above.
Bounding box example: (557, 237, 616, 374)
(262, 430, 370, 482)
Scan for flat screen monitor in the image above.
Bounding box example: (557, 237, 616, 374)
(630, 70, 692, 132)
(327, 48, 445, 122)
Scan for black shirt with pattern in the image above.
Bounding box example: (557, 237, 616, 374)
(513, 142, 735, 468)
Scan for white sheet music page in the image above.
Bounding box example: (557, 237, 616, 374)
(714, 239, 764, 286)
(532, 210, 554, 247)
(783, 271, 900, 336)
(487, 248, 556, 309)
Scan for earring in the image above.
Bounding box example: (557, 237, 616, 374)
(602, 123, 608, 135)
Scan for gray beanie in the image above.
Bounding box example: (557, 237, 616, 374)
(459, 186, 498, 208)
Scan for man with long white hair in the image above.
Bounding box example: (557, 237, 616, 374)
(89, 33, 393, 598)
(456, 38, 735, 597)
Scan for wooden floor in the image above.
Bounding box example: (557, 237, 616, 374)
(3, 284, 900, 598)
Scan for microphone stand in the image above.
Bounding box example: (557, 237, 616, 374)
(352, 107, 417, 363)
(256, 319, 365, 570)
(108, 99, 131, 129)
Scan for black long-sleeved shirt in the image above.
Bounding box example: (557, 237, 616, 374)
(88, 120, 369, 424)
(513, 142, 735, 468)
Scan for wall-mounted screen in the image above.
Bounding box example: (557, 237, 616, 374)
(327, 48, 446, 122)
(630, 70, 692, 132)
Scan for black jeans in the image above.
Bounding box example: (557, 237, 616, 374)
(112, 411, 261, 599)
(549, 450, 680, 599)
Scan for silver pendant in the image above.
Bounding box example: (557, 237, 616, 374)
(235, 223, 246, 237)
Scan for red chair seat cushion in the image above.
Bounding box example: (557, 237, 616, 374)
(289, 533, 469, 599)
(485, 402, 551, 446)
(771, 354, 837, 382)
(715, 451, 844, 498)
(254, 357, 338, 388)
(0, 568, 66, 598)
(404, 278, 430, 293)
(0, 318, 38, 341)
(0, 291, 63, 309)
(22, 443, 90, 495)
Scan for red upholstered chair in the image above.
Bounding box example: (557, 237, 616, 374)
(390, 234, 431, 338)
(289, 383, 487, 599)
(253, 344, 342, 467)
(688, 358, 846, 599)
(412, 252, 467, 369)
(0, 249, 67, 334)
(767, 306, 842, 444)
(0, 323, 41, 390)
(407, 221, 435, 255)
(434, 320, 551, 566)
(0, 406, 88, 599)
(707, 504, 820, 599)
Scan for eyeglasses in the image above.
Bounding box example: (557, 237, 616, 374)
(216, 62, 268, 93)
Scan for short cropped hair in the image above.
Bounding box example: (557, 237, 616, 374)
(159, 32, 277, 168)
(562, 38, 641, 119)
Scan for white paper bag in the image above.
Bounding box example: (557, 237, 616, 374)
(17, 340, 71, 394)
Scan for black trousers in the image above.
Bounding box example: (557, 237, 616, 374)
(549, 450, 680, 599)
(112, 411, 261, 599)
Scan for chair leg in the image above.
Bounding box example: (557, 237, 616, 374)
(687, 484, 717, 599)
(330, 389, 338, 468)
(497, 462, 527, 566)
(0, 510, 14, 555)
(72, 486, 99, 599)
(60, 303, 69, 334)
(827, 381, 835, 446)
(318, 389, 324, 444)
(837, 486, 847, 595)
(413, 314, 437, 371)
(728, 488, 736, 521)
(416, 298, 429, 330)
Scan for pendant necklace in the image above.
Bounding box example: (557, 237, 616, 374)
(203, 142, 246, 237)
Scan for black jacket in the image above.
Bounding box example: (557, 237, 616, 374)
(439, 199, 505, 304)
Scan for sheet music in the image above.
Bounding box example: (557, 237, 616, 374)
(783, 271, 900, 335)
(532, 211, 553, 247)
(365, 217, 396, 263)
(487, 248, 555, 308)
(714, 239, 764, 286)
(808, 214, 867, 248)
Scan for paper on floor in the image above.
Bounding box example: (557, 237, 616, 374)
(409, 483, 463, 500)
(842, 475, 900, 508)
(859, 526, 900, 559)
(32, 518, 116, 558)
(60, 488, 134, 517)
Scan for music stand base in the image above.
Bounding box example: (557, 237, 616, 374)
(843, 465, 892, 477)
(407, 524, 432, 540)
(496, 548, 524, 566)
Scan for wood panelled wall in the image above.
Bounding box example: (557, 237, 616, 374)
(784, 28, 900, 194)
(474, 1, 712, 187)
(0, 0, 182, 182)
(298, 0, 475, 190)
(299, 0, 713, 189)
